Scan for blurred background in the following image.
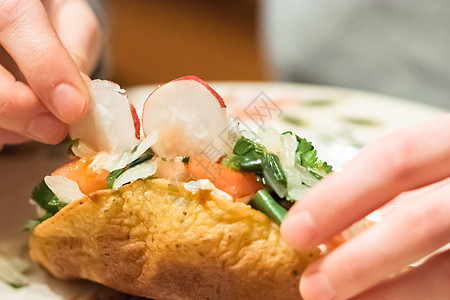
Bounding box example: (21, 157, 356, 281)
(105, 0, 266, 86)
(104, 0, 449, 109)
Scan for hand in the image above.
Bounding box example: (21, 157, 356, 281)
(281, 114, 450, 300)
(0, 0, 101, 149)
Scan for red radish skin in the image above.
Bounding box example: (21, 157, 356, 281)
(129, 102, 141, 140)
(141, 76, 233, 160)
(173, 76, 226, 108)
(69, 80, 140, 154)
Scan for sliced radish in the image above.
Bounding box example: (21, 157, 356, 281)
(69, 80, 141, 154)
(142, 76, 237, 161)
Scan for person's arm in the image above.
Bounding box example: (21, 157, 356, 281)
(281, 114, 450, 300)
(0, 0, 102, 148)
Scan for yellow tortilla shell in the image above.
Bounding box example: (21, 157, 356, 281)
(30, 178, 319, 300)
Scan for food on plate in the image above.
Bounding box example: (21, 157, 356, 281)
(28, 76, 333, 300)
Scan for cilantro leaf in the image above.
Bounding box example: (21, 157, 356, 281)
(26, 182, 68, 230)
(24, 212, 53, 231)
(31, 181, 60, 215)
(283, 131, 333, 176)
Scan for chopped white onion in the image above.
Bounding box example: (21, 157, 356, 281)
(241, 129, 260, 142)
(93, 131, 158, 172)
(0, 253, 29, 288)
(279, 132, 297, 168)
(184, 179, 216, 194)
(257, 126, 317, 200)
(112, 159, 157, 189)
(258, 126, 282, 154)
(284, 165, 309, 199)
(223, 117, 241, 155)
(295, 164, 319, 187)
(71, 140, 97, 158)
(129, 131, 158, 162)
(44, 175, 85, 203)
(92, 152, 124, 172)
(184, 179, 233, 202)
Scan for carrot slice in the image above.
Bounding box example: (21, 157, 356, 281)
(188, 156, 263, 200)
(52, 158, 109, 194)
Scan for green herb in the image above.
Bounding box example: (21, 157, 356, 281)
(233, 138, 257, 156)
(129, 148, 155, 168)
(31, 181, 61, 214)
(221, 156, 240, 171)
(223, 133, 331, 224)
(106, 148, 155, 188)
(283, 131, 333, 177)
(233, 138, 266, 157)
(262, 153, 287, 198)
(25, 181, 68, 230)
(224, 137, 267, 171)
(130, 145, 138, 154)
(24, 212, 53, 231)
(223, 137, 288, 197)
(182, 156, 190, 163)
(106, 169, 123, 189)
(249, 190, 287, 226)
(234, 152, 263, 171)
(66, 138, 79, 155)
(223, 151, 262, 172)
(47, 195, 67, 207)
(9, 282, 25, 289)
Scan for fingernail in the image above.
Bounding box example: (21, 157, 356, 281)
(51, 83, 86, 122)
(281, 210, 316, 248)
(27, 113, 67, 143)
(300, 272, 334, 300)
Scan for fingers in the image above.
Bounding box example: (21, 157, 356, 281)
(0, 128, 29, 145)
(281, 114, 450, 249)
(299, 181, 450, 300)
(43, 0, 102, 74)
(353, 249, 450, 300)
(0, 65, 67, 144)
(0, 0, 89, 123)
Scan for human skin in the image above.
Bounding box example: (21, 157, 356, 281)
(0, 0, 101, 149)
(281, 114, 450, 300)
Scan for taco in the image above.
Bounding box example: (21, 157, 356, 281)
(28, 76, 333, 300)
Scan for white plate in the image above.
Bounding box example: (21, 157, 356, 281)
(0, 82, 447, 299)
